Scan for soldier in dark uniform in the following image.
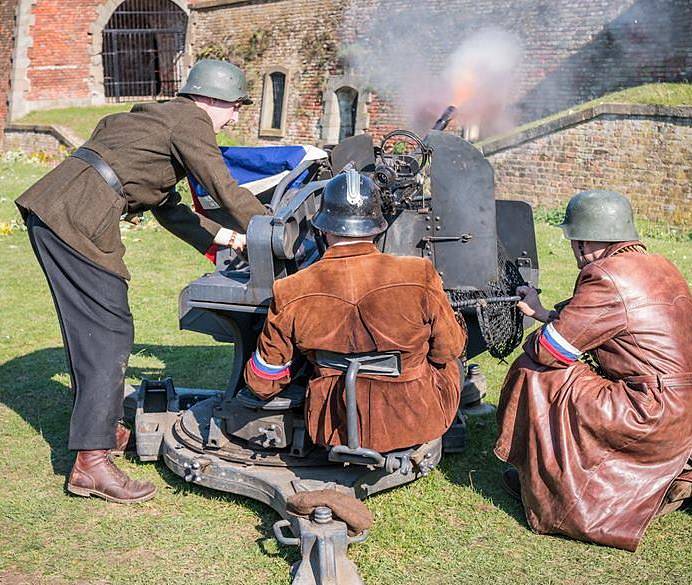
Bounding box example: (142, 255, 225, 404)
(16, 60, 266, 503)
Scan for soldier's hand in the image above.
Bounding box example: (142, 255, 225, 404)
(228, 232, 247, 253)
(516, 285, 549, 322)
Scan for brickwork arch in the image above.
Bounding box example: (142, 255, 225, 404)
(88, 0, 190, 103)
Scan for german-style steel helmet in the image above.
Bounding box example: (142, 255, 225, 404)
(558, 190, 639, 242)
(179, 59, 253, 104)
(312, 170, 388, 237)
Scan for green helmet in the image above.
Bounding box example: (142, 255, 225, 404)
(558, 190, 639, 242)
(179, 59, 253, 104)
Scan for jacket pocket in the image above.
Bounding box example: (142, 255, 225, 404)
(71, 184, 124, 254)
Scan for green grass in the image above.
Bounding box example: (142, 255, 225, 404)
(17, 104, 133, 141)
(16, 103, 243, 145)
(479, 82, 692, 146)
(1, 159, 690, 584)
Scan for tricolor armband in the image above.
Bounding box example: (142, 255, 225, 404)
(249, 350, 291, 380)
(538, 323, 582, 364)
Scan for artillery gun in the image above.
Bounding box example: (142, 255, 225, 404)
(127, 126, 539, 584)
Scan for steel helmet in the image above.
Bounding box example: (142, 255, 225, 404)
(558, 190, 639, 242)
(179, 59, 253, 104)
(311, 170, 388, 237)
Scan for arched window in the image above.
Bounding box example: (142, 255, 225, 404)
(102, 0, 187, 101)
(336, 87, 358, 142)
(260, 68, 289, 137)
(320, 77, 369, 145)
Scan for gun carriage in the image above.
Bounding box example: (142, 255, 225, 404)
(128, 125, 539, 584)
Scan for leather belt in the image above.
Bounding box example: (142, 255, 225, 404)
(625, 372, 692, 390)
(72, 147, 125, 198)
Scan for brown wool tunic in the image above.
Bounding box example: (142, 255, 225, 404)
(244, 242, 467, 453)
(495, 242, 692, 551)
(16, 96, 266, 279)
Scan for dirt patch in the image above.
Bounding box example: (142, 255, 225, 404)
(0, 569, 108, 585)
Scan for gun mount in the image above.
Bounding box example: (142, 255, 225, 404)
(132, 127, 539, 584)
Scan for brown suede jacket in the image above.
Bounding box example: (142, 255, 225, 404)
(16, 96, 265, 279)
(244, 242, 467, 452)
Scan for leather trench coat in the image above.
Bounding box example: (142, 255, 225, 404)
(244, 242, 467, 453)
(495, 242, 692, 551)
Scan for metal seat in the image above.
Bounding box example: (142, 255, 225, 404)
(314, 350, 402, 467)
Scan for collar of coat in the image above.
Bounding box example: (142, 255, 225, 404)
(322, 241, 379, 259)
(603, 240, 647, 258)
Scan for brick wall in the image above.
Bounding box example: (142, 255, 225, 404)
(190, 0, 348, 144)
(486, 106, 692, 225)
(26, 1, 100, 103)
(192, 0, 691, 144)
(0, 0, 19, 147)
(10, 0, 196, 119)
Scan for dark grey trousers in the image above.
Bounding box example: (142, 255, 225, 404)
(27, 213, 133, 450)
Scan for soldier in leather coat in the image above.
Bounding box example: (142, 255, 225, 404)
(15, 60, 266, 503)
(495, 190, 692, 551)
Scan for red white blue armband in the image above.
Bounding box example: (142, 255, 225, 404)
(538, 323, 582, 364)
(249, 350, 291, 380)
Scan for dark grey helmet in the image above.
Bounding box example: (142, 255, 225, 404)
(559, 190, 639, 242)
(311, 170, 388, 237)
(179, 59, 253, 104)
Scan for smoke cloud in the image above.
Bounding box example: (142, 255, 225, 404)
(340, 4, 523, 136)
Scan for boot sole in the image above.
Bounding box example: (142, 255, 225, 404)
(66, 483, 156, 504)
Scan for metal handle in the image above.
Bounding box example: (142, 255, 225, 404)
(344, 360, 361, 450)
(348, 530, 369, 544)
(273, 519, 300, 546)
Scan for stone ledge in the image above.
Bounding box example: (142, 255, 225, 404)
(480, 104, 692, 156)
(192, 0, 275, 10)
(4, 123, 79, 151)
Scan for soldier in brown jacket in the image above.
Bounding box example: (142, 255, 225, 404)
(244, 170, 467, 452)
(495, 191, 692, 551)
(15, 60, 266, 503)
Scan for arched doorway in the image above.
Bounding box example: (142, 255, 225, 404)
(102, 0, 187, 101)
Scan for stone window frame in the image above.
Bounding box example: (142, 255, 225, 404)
(259, 66, 290, 138)
(88, 0, 192, 105)
(320, 75, 371, 145)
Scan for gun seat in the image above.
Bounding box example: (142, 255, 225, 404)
(314, 350, 402, 468)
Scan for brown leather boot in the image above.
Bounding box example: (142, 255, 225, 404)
(67, 450, 156, 504)
(111, 422, 132, 457)
(501, 467, 522, 502)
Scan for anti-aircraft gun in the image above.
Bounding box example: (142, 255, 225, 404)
(128, 122, 539, 585)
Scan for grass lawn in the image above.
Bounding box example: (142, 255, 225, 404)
(479, 82, 692, 146)
(16, 103, 242, 145)
(0, 158, 690, 585)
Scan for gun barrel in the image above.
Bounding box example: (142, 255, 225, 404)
(432, 105, 457, 131)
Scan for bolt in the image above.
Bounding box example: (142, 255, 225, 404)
(314, 506, 333, 524)
(193, 474, 201, 482)
(435, 216, 440, 220)
(426, 225, 431, 230)
(435, 226, 441, 231)
(192, 461, 201, 470)
(425, 216, 430, 221)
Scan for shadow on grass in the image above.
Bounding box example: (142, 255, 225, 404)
(438, 415, 530, 528)
(0, 343, 233, 475)
(0, 343, 300, 567)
